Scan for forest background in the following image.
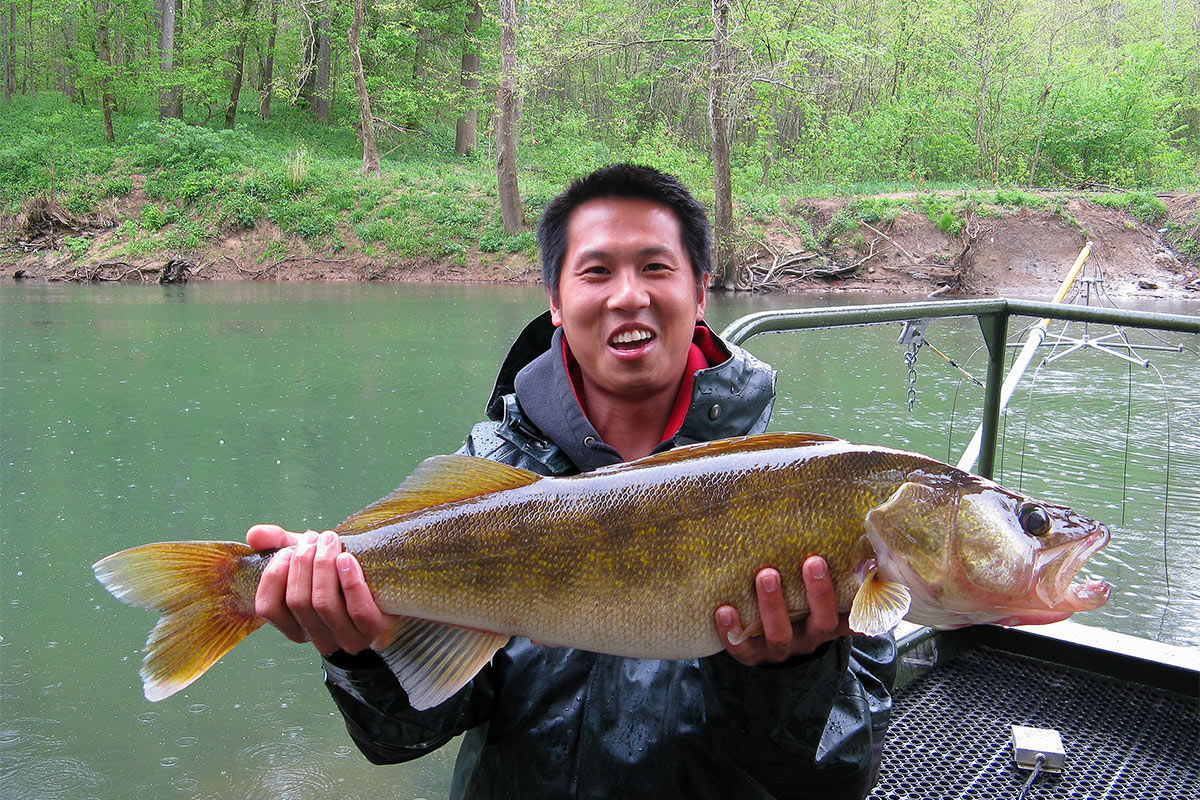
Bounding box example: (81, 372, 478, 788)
(2, 0, 1198, 287)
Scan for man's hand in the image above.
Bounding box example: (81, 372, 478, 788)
(715, 556, 852, 666)
(247, 524, 396, 657)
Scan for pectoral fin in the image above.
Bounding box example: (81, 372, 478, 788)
(372, 618, 511, 711)
(849, 569, 911, 636)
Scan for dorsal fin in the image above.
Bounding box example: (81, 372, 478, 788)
(593, 432, 844, 475)
(334, 455, 541, 536)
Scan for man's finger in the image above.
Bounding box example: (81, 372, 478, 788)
(755, 568, 794, 659)
(802, 556, 840, 634)
(715, 605, 745, 648)
(247, 524, 301, 551)
(256, 548, 308, 643)
(286, 532, 338, 651)
(337, 552, 389, 651)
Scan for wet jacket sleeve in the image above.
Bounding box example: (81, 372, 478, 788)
(322, 648, 497, 765)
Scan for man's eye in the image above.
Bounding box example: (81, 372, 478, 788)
(645, 262, 669, 272)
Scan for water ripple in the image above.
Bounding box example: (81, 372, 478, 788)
(239, 737, 310, 770)
(0, 754, 102, 797)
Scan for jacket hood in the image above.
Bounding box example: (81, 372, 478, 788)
(484, 312, 777, 472)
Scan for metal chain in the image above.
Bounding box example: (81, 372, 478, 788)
(905, 341, 921, 412)
(898, 319, 929, 413)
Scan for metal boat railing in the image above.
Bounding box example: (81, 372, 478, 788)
(721, 298, 1200, 685)
(720, 298, 1200, 480)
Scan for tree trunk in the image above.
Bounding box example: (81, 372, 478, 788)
(22, 0, 31, 94)
(496, 0, 522, 233)
(709, 0, 735, 289)
(259, 0, 279, 120)
(349, 0, 379, 175)
(299, 21, 316, 109)
(2, 2, 14, 101)
(455, 0, 483, 155)
(225, 0, 255, 129)
(61, 9, 78, 101)
(157, 0, 172, 118)
(157, 0, 182, 119)
(1028, 84, 1051, 187)
(314, 5, 331, 123)
(95, 0, 116, 140)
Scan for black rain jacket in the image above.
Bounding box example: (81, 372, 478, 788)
(322, 312, 895, 799)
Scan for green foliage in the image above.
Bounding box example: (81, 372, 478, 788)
(818, 206, 859, 245)
(128, 119, 239, 172)
(261, 239, 291, 262)
(741, 194, 781, 224)
(991, 189, 1046, 208)
(794, 218, 819, 251)
(285, 147, 311, 194)
(3, 1, 1192, 275)
(164, 219, 210, 251)
(917, 194, 965, 236)
(63, 184, 100, 215)
(63, 235, 91, 259)
(269, 198, 339, 240)
(225, 193, 264, 229)
(1089, 191, 1168, 224)
(478, 228, 535, 254)
(854, 197, 906, 225)
(1169, 211, 1200, 257)
(934, 210, 963, 236)
(2, 0, 1195, 210)
(140, 203, 168, 231)
(101, 176, 134, 198)
(242, 174, 291, 208)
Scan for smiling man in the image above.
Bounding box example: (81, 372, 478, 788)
(547, 194, 705, 460)
(248, 164, 895, 799)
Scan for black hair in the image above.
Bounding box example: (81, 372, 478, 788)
(536, 163, 711, 295)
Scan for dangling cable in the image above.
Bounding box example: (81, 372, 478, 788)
(946, 342, 988, 463)
(1148, 361, 1173, 637)
(1015, 753, 1046, 800)
(998, 322, 1034, 485)
(1121, 361, 1133, 526)
(1015, 356, 1048, 494)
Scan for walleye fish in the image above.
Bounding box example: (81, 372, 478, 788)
(94, 433, 1111, 710)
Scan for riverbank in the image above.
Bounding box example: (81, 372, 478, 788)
(5, 188, 1197, 298)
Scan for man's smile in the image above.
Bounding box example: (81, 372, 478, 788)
(609, 327, 656, 351)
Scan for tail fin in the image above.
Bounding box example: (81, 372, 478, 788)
(93, 541, 266, 702)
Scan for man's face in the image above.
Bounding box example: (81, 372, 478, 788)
(548, 196, 706, 406)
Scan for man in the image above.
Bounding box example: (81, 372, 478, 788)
(248, 164, 894, 798)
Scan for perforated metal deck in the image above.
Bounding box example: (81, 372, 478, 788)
(869, 646, 1199, 800)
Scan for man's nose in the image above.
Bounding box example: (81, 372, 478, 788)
(607, 268, 650, 310)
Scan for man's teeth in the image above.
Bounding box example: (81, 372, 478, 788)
(611, 330, 653, 345)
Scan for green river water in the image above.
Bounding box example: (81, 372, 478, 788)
(2, 282, 1196, 799)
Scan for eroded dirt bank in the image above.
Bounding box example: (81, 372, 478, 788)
(4, 191, 1198, 299)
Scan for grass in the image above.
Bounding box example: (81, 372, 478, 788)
(1088, 191, 1168, 223)
(1, 94, 1191, 268)
(0, 95, 546, 266)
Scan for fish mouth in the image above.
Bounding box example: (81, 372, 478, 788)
(1034, 523, 1112, 611)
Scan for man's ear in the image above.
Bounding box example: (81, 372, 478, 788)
(547, 287, 563, 327)
(695, 275, 708, 321)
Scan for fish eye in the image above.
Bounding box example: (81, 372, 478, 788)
(1018, 503, 1051, 537)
